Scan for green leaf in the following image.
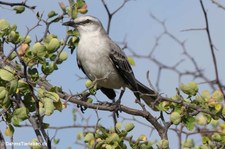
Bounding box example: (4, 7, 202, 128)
(54, 138, 60, 144)
(13, 107, 29, 120)
(43, 98, 55, 116)
(0, 87, 7, 100)
(28, 68, 39, 81)
(44, 91, 60, 102)
(8, 79, 18, 95)
(17, 79, 29, 93)
(8, 30, 21, 44)
(2, 93, 10, 109)
(68, 5, 78, 19)
(183, 116, 195, 131)
(41, 62, 57, 75)
(0, 66, 15, 81)
(11, 115, 21, 126)
(212, 133, 222, 142)
(202, 136, 210, 144)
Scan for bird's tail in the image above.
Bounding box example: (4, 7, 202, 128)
(132, 79, 158, 108)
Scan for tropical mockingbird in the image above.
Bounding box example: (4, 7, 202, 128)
(63, 15, 157, 108)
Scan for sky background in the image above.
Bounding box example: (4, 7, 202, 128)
(1, 0, 225, 148)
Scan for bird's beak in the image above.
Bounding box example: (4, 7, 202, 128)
(62, 21, 76, 27)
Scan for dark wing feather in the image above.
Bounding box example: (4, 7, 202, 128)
(77, 58, 116, 99)
(109, 43, 157, 105)
(109, 43, 138, 91)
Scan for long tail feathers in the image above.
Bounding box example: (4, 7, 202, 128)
(133, 79, 158, 107)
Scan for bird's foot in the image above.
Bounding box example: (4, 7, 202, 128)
(113, 99, 122, 117)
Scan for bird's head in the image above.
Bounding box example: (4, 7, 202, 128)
(63, 15, 104, 34)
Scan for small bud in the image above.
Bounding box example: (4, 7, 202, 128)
(0, 19, 10, 31)
(183, 139, 194, 148)
(32, 42, 46, 56)
(78, 4, 88, 14)
(13, 6, 25, 14)
(5, 125, 14, 137)
(116, 122, 122, 130)
(180, 81, 198, 96)
(84, 133, 94, 142)
(212, 133, 221, 142)
(157, 139, 169, 149)
(24, 35, 31, 44)
(85, 80, 93, 88)
(212, 90, 223, 102)
(170, 111, 181, 125)
(137, 134, 147, 142)
(59, 51, 68, 61)
(18, 43, 29, 57)
(59, 2, 66, 13)
(124, 123, 135, 132)
(48, 11, 57, 18)
(106, 133, 120, 143)
(47, 38, 60, 53)
(196, 115, 207, 126)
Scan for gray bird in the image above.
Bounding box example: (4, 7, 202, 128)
(63, 15, 157, 108)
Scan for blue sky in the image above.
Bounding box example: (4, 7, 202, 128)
(1, 0, 225, 148)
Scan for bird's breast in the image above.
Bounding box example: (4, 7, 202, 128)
(77, 38, 125, 89)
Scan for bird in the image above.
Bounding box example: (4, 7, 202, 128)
(63, 15, 157, 108)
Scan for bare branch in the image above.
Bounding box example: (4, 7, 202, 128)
(199, 0, 225, 99)
(0, 1, 36, 10)
(101, 0, 132, 34)
(0, 130, 6, 149)
(211, 0, 225, 10)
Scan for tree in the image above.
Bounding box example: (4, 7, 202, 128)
(0, 0, 225, 148)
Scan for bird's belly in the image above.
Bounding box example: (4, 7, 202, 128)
(82, 57, 125, 89)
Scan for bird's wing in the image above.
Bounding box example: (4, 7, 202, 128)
(77, 58, 116, 99)
(109, 42, 157, 105)
(109, 42, 138, 91)
(77, 58, 86, 75)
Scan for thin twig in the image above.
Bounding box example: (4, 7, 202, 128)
(199, 0, 225, 99)
(0, 1, 36, 10)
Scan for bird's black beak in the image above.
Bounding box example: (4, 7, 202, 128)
(62, 21, 76, 27)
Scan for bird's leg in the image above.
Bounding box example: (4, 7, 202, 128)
(113, 87, 125, 117)
(116, 87, 125, 104)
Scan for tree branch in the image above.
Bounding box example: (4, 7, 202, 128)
(199, 0, 225, 99)
(0, 1, 36, 10)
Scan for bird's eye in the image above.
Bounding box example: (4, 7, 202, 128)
(85, 19, 91, 24)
